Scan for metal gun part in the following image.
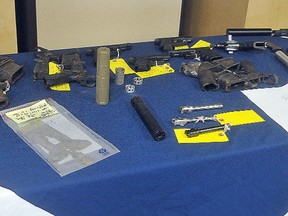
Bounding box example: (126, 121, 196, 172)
(179, 104, 223, 114)
(180, 62, 202, 77)
(87, 43, 132, 64)
(0, 57, 24, 85)
(185, 123, 230, 138)
(275, 50, 288, 69)
(169, 47, 222, 61)
(154, 37, 194, 51)
(214, 39, 266, 54)
(172, 116, 218, 126)
(226, 28, 288, 37)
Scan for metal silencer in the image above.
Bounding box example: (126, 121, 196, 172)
(131, 96, 166, 141)
(96, 47, 110, 105)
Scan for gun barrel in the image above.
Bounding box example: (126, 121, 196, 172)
(110, 43, 132, 51)
(275, 50, 288, 69)
(154, 37, 193, 45)
(226, 28, 273, 36)
(149, 55, 171, 61)
(265, 41, 283, 52)
(227, 28, 288, 37)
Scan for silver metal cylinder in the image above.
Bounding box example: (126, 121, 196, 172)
(115, 67, 125, 85)
(96, 47, 110, 105)
(275, 50, 288, 69)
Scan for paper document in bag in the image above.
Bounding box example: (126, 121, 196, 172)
(0, 98, 120, 176)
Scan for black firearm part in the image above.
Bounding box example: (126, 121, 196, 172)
(0, 56, 24, 85)
(43, 53, 96, 88)
(169, 47, 222, 61)
(213, 40, 266, 54)
(226, 28, 288, 37)
(0, 82, 10, 109)
(265, 41, 283, 52)
(180, 58, 278, 92)
(214, 39, 288, 69)
(154, 36, 194, 51)
(0, 56, 24, 109)
(128, 54, 170, 72)
(43, 70, 96, 88)
(33, 47, 61, 80)
(265, 41, 288, 69)
(86, 43, 132, 65)
(131, 96, 166, 141)
(185, 124, 230, 138)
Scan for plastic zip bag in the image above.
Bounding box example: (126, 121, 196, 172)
(1, 98, 120, 176)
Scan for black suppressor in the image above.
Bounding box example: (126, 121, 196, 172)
(131, 96, 166, 141)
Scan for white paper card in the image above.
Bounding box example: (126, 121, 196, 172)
(0, 186, 53, 216)
(242, 83, 288, 132)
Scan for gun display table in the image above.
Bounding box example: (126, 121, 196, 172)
(1, 35, 288, 216)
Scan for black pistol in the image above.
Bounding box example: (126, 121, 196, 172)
(87, 43, 132, 65)
(128, 54, 170, 72)
(43, 53, 95, 88)
(169, 47, 222, 61)
(154, 37, 194, 51)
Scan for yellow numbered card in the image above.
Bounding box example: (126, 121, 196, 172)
(110, 58, 135, 75)
(216, 110, 265, 126)
(174, 45, 189, 50)
(136, 64, 174, 79)
(191, 40, 211, 49)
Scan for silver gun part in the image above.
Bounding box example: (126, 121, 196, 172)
(179, 103, 223, 114)
(172, 116, 218, 126)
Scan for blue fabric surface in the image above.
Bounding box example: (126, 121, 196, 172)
(1, 35, 288, 216)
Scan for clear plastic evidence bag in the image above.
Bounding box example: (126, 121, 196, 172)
(0, 98, 120, 176)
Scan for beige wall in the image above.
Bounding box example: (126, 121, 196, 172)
(36, 0, 182, 50)
(2, 0, 287, 54)
(245, 0, 288, 28)
(180, 0, 249, 37)
(180, 0, 288, 37)
(0, 0, 17, 54)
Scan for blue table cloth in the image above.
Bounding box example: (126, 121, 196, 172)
(1, 35, 288, 216)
